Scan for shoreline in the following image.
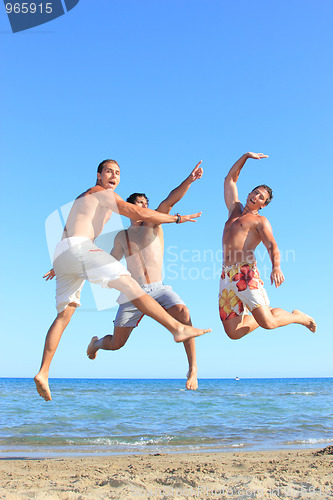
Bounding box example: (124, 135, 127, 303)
(0, 443, 330, 459)
(1, 442, 330, 459)
(1, 447, 332, 499)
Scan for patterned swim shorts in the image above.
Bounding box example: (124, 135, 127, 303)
(218, 262, 270, 322)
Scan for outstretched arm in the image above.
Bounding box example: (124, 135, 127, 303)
(224, 152, 268, 213)
(156, 161, 203, 214)
(257, 217, 285, 288)
(100, 190, 202, 225)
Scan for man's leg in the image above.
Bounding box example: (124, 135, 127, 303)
(87, 327, 134, 359)
(223, 314, 260, 340)
(167, 305, 198, 390)
(223, 306, 316, 340)
(252, 306, 316, 332)
(34, 304, 77, 401)
(108, 275, 210, 342)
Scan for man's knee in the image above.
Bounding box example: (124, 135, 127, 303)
(222, 320, 242, 340)
(224, 329, 242, 340)
(109, 275, 143, 299)
(56, 304, 76, 324)
(171, 305, 191, 324)
(111, 328, 133, 350)
(253, 308, 276, 330)
(254, 315, 276, 330)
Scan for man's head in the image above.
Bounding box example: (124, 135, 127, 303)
(247, 185, 273, 211)
(126, 193, 149, 209)
(96, 160, 120, 191)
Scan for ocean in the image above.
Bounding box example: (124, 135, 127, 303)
(1, 378, 332, 458)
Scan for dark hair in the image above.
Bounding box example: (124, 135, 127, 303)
(252, 184, 273, 206)
(97, 159, 119, 174)
(126, 193, 149, 206)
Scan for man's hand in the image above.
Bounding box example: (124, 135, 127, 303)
(246, 152, 269, 160)
(188, 161, 203, 182)
(271, 268, 285, 288)
(178, 212, 202, 223)
(43, 269, 55, 281)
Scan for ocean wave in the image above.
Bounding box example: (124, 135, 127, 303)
(65, 435, 175, 447)
(283, 438, 333, 445)
(289, 392, 316, 395)
(2, 378, 333, 456)
(277, 392, 316, 396)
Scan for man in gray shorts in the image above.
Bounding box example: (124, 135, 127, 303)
(87, 162, 203, 390)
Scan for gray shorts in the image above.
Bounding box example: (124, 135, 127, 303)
(114, 281, 186, 328)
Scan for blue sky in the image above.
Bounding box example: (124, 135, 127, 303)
(1, 0, 332, 381)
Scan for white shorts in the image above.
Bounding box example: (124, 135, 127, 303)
(53, 237, 130, 313)
(114, 281, 186, 328)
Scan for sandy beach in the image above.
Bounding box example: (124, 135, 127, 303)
(1, 447, 332, 499)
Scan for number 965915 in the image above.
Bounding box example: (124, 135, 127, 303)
(6, 3, 53, 14)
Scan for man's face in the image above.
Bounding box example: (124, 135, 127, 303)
(97, 163, 120, 190)
(133, 196, 148, 209)
(246, 187, 269, 211)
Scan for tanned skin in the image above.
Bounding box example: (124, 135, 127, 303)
(222, 152, 316, 340)
(86, 162, 203, 390)
(36, 161, 210, 401)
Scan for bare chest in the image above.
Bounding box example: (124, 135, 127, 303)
(126, 227, 163, 256)
(224, 215, 255, 236)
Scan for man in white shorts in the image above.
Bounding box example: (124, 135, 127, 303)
(36, 159, 210, 401)
(86, 162, 203, 390)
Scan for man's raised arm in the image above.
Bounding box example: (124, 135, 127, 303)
(224, 152, 268, 213)
(156, 161, 203, 214)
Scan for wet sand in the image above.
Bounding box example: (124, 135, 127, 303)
(1, 448, 333, 499)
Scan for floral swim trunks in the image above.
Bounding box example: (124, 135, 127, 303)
(218, 262, 270, 322)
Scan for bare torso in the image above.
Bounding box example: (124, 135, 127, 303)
(118, 225, 164, 284)
(222, 203, 263, 265)
(62, 186, 112, 241)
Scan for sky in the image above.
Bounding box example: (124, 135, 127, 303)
(1, 0, 332, 381)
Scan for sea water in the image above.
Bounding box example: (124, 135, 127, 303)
(0, 378, 332, 457)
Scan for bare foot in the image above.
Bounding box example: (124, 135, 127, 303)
(34, 374, 52, 401)
(87, 336, 99, 360)
(292, 310, 317, 332)
(173, 325, 211, 343)
(186, 371, 198, 391)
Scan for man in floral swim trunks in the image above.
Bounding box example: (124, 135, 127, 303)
(220, 152, 316, 339)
